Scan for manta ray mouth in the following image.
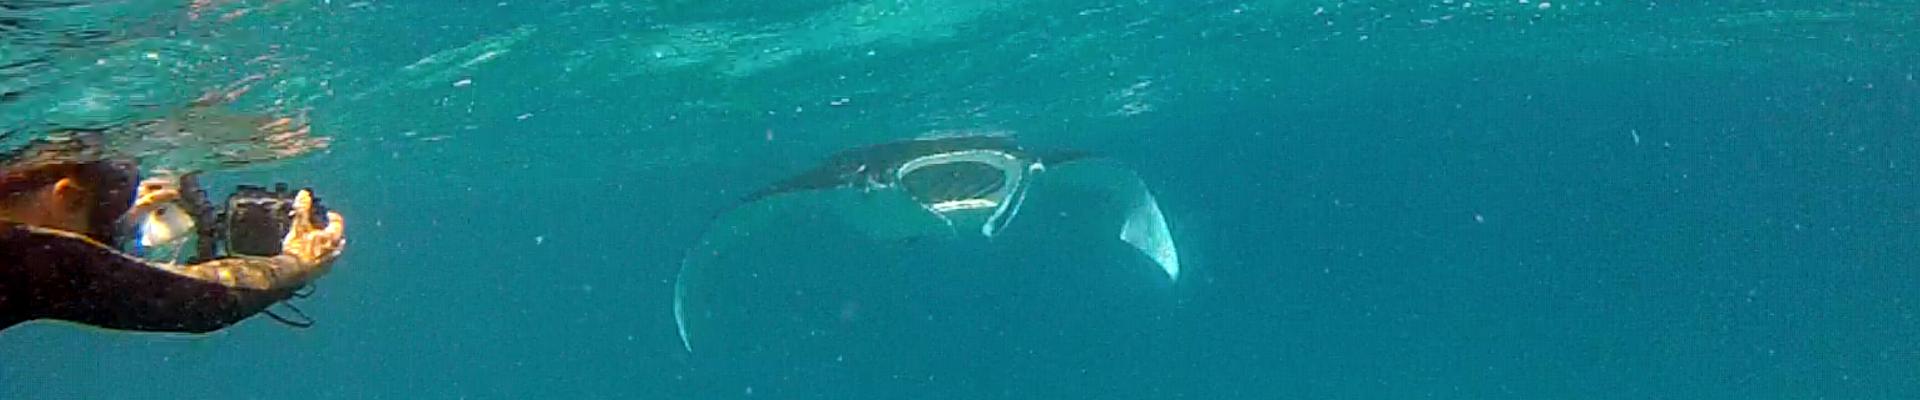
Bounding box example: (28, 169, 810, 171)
(894, 150, 1037, 237)
(899, 162, 1005, 208)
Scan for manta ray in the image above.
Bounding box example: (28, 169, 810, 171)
(674, 132, 1183, 353)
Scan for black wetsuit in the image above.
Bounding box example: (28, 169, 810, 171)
(0, 222, 299, 333)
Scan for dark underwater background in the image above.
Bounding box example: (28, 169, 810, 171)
(2, 0, 1916, 398)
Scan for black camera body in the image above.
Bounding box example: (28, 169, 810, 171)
(218, 183, 329, 257)
(175, 175, 329, 261)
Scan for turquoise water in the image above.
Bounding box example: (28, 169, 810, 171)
(3, 0, 1917, 398)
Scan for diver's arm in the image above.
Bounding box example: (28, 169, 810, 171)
(168, 254, 333, 291)
(0, 190, 344, 333)
(144, 187, 346, 291)
(0, 223, 295, 333)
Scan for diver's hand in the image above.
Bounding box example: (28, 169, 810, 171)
(118, 177, 184, 236)
(277, 189, 346, 271)
(167, 188, 345, 291)
(129, 178, 182, 215)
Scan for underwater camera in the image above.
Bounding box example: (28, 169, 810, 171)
(216, 182, 330, 257)
(135, 175, 329, 262)
(126, 175, 331, 328)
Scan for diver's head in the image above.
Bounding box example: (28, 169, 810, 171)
(0, 133, 138, 243)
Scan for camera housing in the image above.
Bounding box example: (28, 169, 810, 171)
(218, 183, 328, 257)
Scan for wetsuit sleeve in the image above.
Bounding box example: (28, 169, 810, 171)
(0, 223, 301, 333)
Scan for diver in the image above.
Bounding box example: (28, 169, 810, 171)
(0, 131, 347, 334)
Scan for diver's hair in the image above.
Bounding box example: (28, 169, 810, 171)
(0, 130, 137, 244)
